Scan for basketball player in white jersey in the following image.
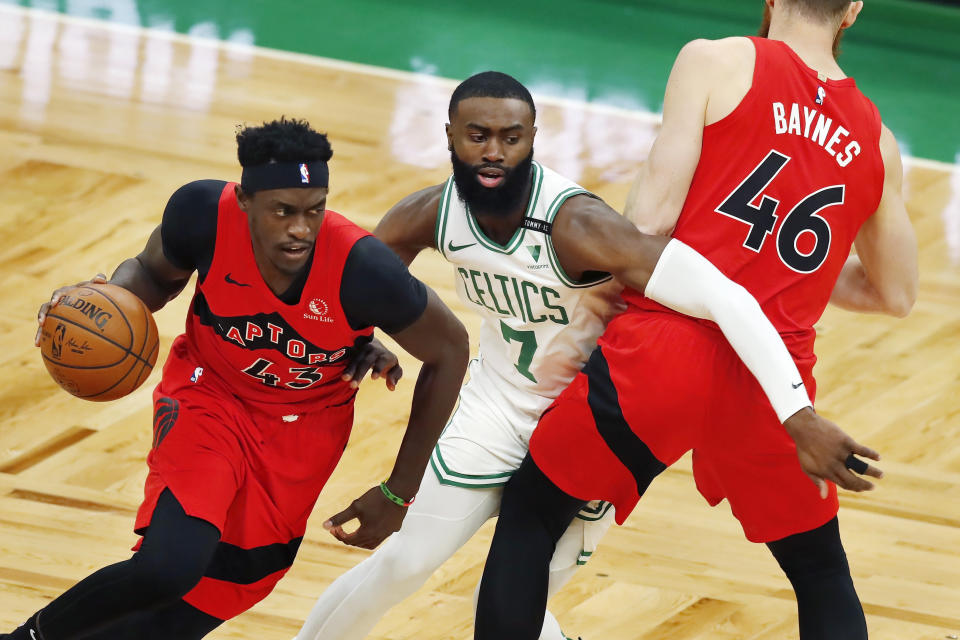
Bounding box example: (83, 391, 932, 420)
(296, 71, 871, 640)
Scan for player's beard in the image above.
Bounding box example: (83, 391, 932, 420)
(450, 148, 534, 218)
(757, 5, 845, 60)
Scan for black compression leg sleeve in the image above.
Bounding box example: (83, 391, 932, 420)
(9, 489, 220, 640)
(766, 517, 867, 640)
(77, 599, 223, 640)
(474, 455, 588, 640)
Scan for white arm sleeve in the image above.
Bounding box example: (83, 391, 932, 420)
(644, 239, 811, 422)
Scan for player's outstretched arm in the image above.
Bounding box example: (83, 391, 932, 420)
(830, 125, 918, 317)
(373, 185, 444, 266)
(552, 196, 882, 494)
(108, 180, 224, 310)
(111, 180, 227, 312)
(110, 224, 195, 311)
(325, 288, 469, 549)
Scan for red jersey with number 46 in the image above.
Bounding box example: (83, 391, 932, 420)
(184, 183, 373, 409)
(627, 36, 884, 366)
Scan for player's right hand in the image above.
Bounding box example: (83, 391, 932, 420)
(323, 485, 407, 550)
(341, 337, 403, 390)
(35, 273, 107, 346)
(783, 407, 883, 498)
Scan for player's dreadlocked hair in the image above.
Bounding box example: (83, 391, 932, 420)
(236, 117, 333, 167)
(448, 71, 536, 121)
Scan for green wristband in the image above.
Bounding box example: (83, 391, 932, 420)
(379, 481, 415, 507)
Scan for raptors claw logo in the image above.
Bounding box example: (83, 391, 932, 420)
(152, 397, 180, 448)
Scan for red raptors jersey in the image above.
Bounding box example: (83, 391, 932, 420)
(628, 37, 884, 364)
(184, 183, 373, 408)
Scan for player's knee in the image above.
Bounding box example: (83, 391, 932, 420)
(768, 517, 850, 581)
(767, 518, 866, 640)
(503, 457, 581, 545)
(368, 536, 442, 590)
(129, 550, 206, 602)
(375, 547, 440, 589)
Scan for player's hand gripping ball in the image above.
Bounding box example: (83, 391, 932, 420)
(38, 283, 159, 401)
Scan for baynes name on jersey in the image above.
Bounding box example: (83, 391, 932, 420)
(772, 100, 861, 167)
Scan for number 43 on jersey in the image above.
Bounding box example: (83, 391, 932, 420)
(242, 358, 324, 389)
(716, 149, 843, 273)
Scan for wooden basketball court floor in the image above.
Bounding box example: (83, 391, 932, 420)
(0, 7, 958, 639)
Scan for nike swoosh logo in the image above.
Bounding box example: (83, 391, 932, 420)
(791, 381, 804, 389)
(31, 630, 38, 640)
(447, 240, 476, 252)
(224, 273, 252, 287)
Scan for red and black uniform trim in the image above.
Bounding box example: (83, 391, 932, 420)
(582, 347, 665, 496)
(190, 296, 366, 367)
(203, 537, 303, 585)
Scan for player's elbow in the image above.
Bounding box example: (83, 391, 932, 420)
(725, 281, 762, 319)
(442, 317, 471, 370)
(628, 184, 682, 236)
(879, 267, 918, 317)
(881, 285, 916, 318)
(454, 322, 471, 365)
(696, 278, 757, 325)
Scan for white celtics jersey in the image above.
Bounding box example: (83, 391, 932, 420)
(435, 161, 624, 421)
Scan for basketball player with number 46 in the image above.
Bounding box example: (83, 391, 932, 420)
(475, 1, 918, 639)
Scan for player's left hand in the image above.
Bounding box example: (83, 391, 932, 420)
(35, 273, 108, 345)
(323, 486, 407, 549)
(783, 407, 883, 498)
(341, 338, 402, 390)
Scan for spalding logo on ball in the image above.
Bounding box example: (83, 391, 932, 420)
(58, 291, 115, 330)
(39, 283, 160, 402)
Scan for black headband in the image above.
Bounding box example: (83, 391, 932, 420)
(240, 160, 329, 193)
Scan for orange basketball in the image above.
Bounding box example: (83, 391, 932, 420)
(39, 283, 160, 401)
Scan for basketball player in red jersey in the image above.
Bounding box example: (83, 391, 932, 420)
(8, 118, 469, 640)
(475, 2, 918, 639)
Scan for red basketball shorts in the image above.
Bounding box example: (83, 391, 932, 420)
(530, 310, 838, 543)
(134, 335, 355, 619)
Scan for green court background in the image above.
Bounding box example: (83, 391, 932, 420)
(4, 0, 959, 164)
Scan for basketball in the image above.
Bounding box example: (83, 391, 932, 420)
(38, 283, 160, 402)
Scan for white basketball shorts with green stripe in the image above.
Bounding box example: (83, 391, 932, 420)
(430, 358, 613, 527)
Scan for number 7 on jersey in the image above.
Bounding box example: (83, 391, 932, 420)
(500, 320, 538, 383)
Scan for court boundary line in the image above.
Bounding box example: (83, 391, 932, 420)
(2, 3, 956, 174)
